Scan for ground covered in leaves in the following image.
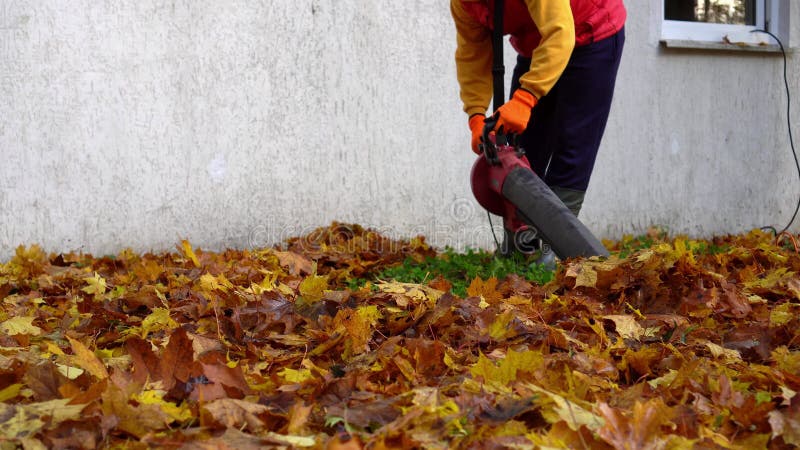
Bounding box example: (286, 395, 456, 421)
(1, 223, 800, 449)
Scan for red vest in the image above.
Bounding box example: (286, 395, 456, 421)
(461, 0, 626, 56)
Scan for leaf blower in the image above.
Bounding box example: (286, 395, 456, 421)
(471, 124, 609, 259)
(469, 0, 608, 260)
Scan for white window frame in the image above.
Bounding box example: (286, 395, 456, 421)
(661, 0, 781, 46)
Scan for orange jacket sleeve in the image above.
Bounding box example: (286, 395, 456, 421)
(451, 0, 494, 117)
(451, 0, 576, 117)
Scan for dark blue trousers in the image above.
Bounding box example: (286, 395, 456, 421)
(511, 27, 625, 192)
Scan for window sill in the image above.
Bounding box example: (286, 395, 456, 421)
(660, 39, 784, 53)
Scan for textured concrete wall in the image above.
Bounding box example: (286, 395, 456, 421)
(1, 1, 799, 259)
(583, 1, 800, 239)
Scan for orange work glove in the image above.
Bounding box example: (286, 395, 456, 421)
(492, 89, 537, 135)
(469, 114, 485, 154)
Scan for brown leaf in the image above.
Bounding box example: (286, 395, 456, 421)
(126, 337, 161, 385)
(160, 327, 195, 390)
(326, 433, 364, 450)
(201, 398, 270, 432)
(286, 402, 312, 435)
(718, 280, 751, 318)
(597, 399, 673, 449)
(274, 251, 313, 276)
(179, 427, 271, 450)
(188, 332, 226, 358)
(200, 362, 250, 396)
(101, 384, 169, 438)
(23, 362, 67, 401)
(769, 407, 800, 446)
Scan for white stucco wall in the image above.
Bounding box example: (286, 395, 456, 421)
(1, 1, 798, 259)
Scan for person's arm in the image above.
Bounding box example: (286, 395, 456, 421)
(451, 0, 493, 117)
(518, 0, 575, 99)
(490, 0, 576, 135)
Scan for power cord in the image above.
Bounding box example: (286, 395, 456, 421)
(488, 211, 501, 250)
(751, 29, 799, 235)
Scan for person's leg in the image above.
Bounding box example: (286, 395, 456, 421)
(519, 28, 625, 216)
(500, 56, 555, 260)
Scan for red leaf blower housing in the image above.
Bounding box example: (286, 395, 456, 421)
(470, 118, 609, 259)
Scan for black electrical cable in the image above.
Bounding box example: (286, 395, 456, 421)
(752, 29, 798, 235)
(488, 211, 501, 249)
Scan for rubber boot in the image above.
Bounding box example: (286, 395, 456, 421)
(498, 227, 557, 271)
(550, 186, 586, 217)
(533, 186, 585, 268)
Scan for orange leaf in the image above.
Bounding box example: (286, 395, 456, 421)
(181, 239, 201, 268)
(66, 336, 109, 380)
(466, 276, 502, 304)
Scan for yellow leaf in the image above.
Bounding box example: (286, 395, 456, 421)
(648, 369, 678, 389)
(771, 346, 800, 374)
(55, 363, 85, 380)
(470, 349, 542, 386)
(673, 238, 696, 264)
(298, 272, 329, 304)
(332, 305, 382, 359)
(603, 315, 645, 341)
(443, 350, 460, 370)
(277, 283, 295, 296)
(181, 239, 201, 268)
(0, 316, 42, 336)
(0, 399, 85, 439)
(379, 282, 408, 294)
(132, 390, 193, 423)
(0, 383, 22, 402)
(394, 355, 417, 382)
(565, 263, 598, 288)
(199, 273, 233, 293)
(102, 384, 168, 438)
(357, 304, 383, 323)
(301, 358, 330, 377)
(744, 267, 794, 290)
(246, 270, 278, 294)
(780, 386, 797, 406)
(488, 310, 515, 341)
(278, 367, 313, 383)
(770, 302, 795, 326)
(81, 272, 107, 299)
(262, 432, 316, 447)
(139, 307, 178, 338)
(524, 384, 604, 431)
(625, 302, 645, 319)
(66, 336, 109, 379)
(704, 341, 741, 362)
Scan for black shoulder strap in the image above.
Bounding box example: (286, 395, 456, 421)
(491, 0, 505, 112)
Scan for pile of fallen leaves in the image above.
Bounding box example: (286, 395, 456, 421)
(1, 223, 799, 449)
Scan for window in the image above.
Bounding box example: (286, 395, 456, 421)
(662, 0, 782, 46)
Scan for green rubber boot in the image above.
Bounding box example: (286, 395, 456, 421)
(497, 227, 557, 271)
(550, 186, 586, 217)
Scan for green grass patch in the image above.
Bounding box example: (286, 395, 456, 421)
(350, 248, 554, 297)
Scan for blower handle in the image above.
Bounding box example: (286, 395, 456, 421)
(479, 115, 525, 165)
